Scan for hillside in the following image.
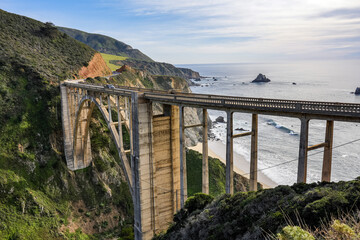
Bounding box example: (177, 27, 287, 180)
(0, 9, 132, 239)
(0, 9, 203, 239)
(57, 27, 201, 79)
(58, 26, 153, 62)
(155, 179, 360, 239)
(113, 58, 201, 80)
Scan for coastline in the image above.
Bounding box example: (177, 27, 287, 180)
(189, 139, 277, 189)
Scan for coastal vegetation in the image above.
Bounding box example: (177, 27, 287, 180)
(154, 178, 360, 239)
(186, 149, 260, 197)
(100, 53, 127, 71)
(0, 9, 133, 239)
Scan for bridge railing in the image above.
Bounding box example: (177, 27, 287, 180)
(63, 82, 133, 97)
(142, 92, 360, 116)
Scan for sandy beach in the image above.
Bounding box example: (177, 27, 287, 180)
(189, 139, 277, 188)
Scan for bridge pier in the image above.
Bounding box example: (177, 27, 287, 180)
(297, 119, 335, 183)
(202, 109, 209, 194)
(179, 106, 187, 207)
(297, 117, 309, 183)
(250, 114, 258, 191)
(322, 120, 334, 182)
(226, 111, 234, 194)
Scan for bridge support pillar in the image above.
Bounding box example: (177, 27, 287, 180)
(132, 97, 181, 240)
(297, 117, 309, 183)
(179, 106, 187, 207)
(322, 120, 334, 182)
(250, 114, 258, 191)
(202, 109, 209, 194)
(226, 111, 234, 194)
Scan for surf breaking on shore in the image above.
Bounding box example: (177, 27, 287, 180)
(189, 139, 277, 189)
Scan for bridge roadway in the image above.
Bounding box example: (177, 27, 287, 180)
(62, 81, 360, 240)
(64, 82, 360, 122)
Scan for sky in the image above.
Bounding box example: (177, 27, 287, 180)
(1, 0, 360, 64)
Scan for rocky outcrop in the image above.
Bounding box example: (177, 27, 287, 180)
(178, 67, 201, 79)
(355, 87, 360, 95)
(252, 73, 271, 83)
(215, 116, 225, 123)
(115, 64, 135, 74)
(78, 53, 112, 78)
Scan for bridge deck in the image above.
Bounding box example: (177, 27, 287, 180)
(63, 82, 360, 122)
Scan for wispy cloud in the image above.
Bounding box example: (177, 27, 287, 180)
(318, 8, 360, 19)
(96, 0, 360, 63)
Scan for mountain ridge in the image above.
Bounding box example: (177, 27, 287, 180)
(57, 26, 153, 62)
(58, 27, 201, 80)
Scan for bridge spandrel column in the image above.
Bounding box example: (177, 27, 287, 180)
(297, 117, 309, 183)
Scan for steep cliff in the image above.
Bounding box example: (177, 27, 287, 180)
(78, 52, 112, 78)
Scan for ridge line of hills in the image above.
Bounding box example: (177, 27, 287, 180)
(57, 26, 201, 80)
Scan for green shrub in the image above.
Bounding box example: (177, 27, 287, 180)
(277, 226, 315, 240)
(184, 193, 214, 214)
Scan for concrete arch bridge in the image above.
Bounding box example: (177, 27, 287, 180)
(60, 82, 360, 240)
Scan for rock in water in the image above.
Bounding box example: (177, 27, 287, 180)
(355, 87, 360, 95)
(251, 73, 271, 83)
(215, 116, 225, 123)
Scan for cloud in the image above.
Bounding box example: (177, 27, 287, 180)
(318, 8, 360, 19)
(97, 0, 360, 63)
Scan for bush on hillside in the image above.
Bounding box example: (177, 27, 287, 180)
(184, 193, 214, 214)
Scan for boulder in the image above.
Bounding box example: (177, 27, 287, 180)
(215, 116, 225, 123)
(355, 87, 360, 95)
(251, 73, 271, 83)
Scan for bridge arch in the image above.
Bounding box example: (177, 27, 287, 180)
(72, 95, 134, 195)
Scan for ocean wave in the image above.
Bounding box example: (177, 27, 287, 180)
(266, 119, 298, 136)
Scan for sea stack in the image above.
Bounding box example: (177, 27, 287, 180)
(355, 87, 360, 95)
(252, 73, 271, 83)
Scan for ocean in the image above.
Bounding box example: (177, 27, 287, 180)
(177, 60, 360, 185)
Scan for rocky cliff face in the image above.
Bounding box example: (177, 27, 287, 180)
(78, 53, 112, 78)
(178, 67, 201, 79)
